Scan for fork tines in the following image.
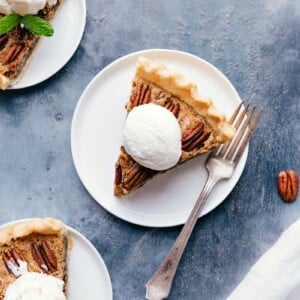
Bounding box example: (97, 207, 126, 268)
(216, 102, 261, 164)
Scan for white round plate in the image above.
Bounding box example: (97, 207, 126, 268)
(71, 49, 247, 228)
(10, 0, 86, 89)
(0, 219, 113, 300)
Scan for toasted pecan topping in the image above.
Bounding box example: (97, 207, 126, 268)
(31, 240, 57, 273)
(2, 248, 26, 277)
(124, 164, 153, 190)
(130, 83, 151, 107)
(2, 44, 25, 65)
(115, 164, 122, 185)
(41, 240, 57, 271)
(0, 35, 8, 51)
(182, 123, 211, 151)
(164, 100, 180, 118)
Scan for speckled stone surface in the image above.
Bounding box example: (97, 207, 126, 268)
(0, 0, 299, 299)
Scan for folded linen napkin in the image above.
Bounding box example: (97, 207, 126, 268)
(228, 219, 300, 300)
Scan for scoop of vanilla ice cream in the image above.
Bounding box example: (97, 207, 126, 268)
(0, 0, 57, 15)
(11, 0, 46, 15)
(0, 0, 12, 14)
(4, 272, 66, 300)
(47, 0, 57, 6)
(123, 103, 182, 171)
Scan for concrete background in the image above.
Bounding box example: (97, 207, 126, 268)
(0, 0, 299, 299)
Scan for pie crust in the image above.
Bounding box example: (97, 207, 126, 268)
(0, 218, 69, 299)
(0, 1, 63, 90)
(0, 218, 65, 246)
(114, 57, 235, 196)
(134, 57, 234, 143)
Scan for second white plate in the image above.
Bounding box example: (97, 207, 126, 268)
(71, 49, 247, 227)
(67, 226, 112, 300)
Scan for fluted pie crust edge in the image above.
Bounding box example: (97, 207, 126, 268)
(0, 218, 65, 246)
(135, 57, 235, 143)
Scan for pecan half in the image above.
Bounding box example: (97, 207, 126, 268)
(164, 100, 180, 118)
(0, 35, 8, 51)
(2, 248, 26, 277)
(182, 123, 210, 151)
(31, 240, 57, 273)
(277, 170, 299, 202)
(115, 164, 122, 185)
(124, 164, 152, 190)
(32, 242, 48, 272)
(41, 240, 57, 270)
(2, 44, 25, 65)
(130, 83, 151, 107)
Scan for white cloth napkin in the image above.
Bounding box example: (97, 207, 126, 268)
(228, 219, 300, 300)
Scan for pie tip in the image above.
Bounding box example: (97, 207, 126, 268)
(0, 74, 10, 90)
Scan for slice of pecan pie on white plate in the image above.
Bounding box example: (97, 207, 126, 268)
(0, 218, 68, 299)
(0, 218, 112, 300)
(71, 49, 247, 227)
(114, 57, 235, 196)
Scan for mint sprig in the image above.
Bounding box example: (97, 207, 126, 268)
(0, 14, 21, 35)
(21, 15, 54, 36)
(0, 13, 54, 37)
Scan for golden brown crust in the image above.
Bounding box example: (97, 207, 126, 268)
(136, 57, 235, 143)
(0, 218, 64, 247)
(0, 74, 9, 89)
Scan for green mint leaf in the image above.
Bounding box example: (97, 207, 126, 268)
(21, 15, 54, 37)
(0, 14, 21, 35)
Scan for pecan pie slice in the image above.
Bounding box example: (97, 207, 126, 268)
(0, 1, 63, 89)
(114, 57, 236, 196)
(0, 218, 69, 299)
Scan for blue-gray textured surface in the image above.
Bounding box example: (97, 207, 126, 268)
(0, 0, 299, 299)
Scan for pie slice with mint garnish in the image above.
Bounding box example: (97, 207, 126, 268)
(0, 1, 63, 90)
(114, 57, 236, 197)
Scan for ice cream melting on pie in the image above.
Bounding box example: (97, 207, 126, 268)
(114, 57, 236, 196)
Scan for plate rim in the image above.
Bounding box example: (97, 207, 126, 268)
(9, 0, 87, 90)
(0, 218, 113, 300)
(71, 48, 246, 228)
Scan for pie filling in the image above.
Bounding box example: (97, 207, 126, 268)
(114, 78, 220, 196)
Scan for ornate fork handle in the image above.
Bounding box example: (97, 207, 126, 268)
(146, 174, 220, 300)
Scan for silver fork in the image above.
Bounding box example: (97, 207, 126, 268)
(146, 102, 261, 300)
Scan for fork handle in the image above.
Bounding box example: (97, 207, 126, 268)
(146, 174, 219, 300)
